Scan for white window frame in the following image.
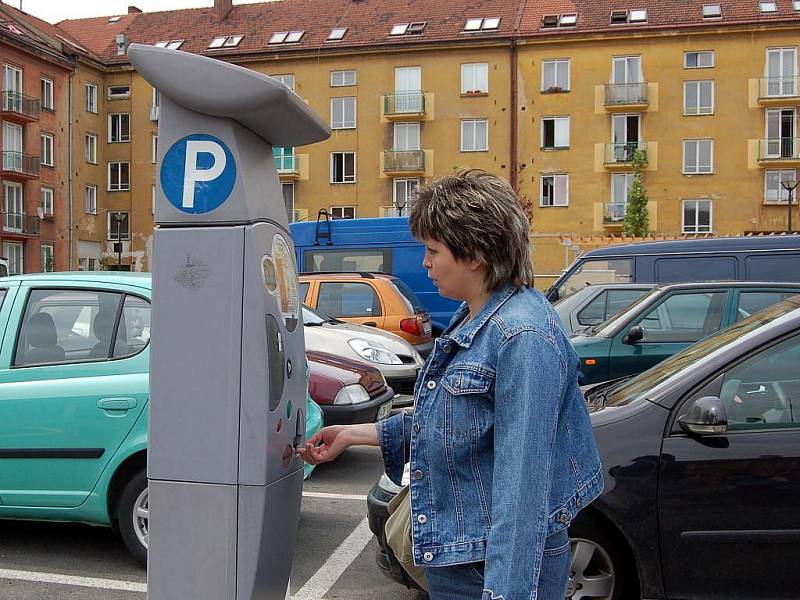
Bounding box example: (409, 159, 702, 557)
(393, 122, 421, 151)
(461, 63, 488, 94)
(40, 132, 54, 167)
(40, 77, 54, 110)
(684, 51, 715, 69)
(85, 132, 97, 164)
(108, 113, 130, 143)
(40, 242, 54, 272)
(764, 168, 797, 203)
(329, 206, 356, 220)
(107, 85, 130, 99)
(152, 134, 158, 163)
(331, 97, 356, 129)
(4, 241, 23, 275)
(107, 211, 130, 240)
(540, 116, 570, 149)
(393, 178, 419, 215)
(271, 74, 295, 91)
(331, 70, 356, 87)
(40, 186, 54, 216)
(611, 172, 634, 205)
(86, 82, 98, 113)
(540, 174, 569, 207)
(152, 184, 156, 215)
(460, 118, 488, 152)
(108, 161, 131, 192)
(85, 184, 97, 214)
(541, 58, 570, 92)
(330, 152, 356, 184)
(682, 139, 714, 174)
(683, 80, 714, 115)
(682, 199, 713, 233)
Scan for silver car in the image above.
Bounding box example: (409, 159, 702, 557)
(303, 305, 422, 406)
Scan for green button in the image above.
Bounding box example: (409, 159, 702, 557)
(286, 400, 292, 420)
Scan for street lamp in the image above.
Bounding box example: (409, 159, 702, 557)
(395, 195, 407, 218)
(113, 212, 125, 270)
(781, 178, 799, 233)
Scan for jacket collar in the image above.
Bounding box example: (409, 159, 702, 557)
(444, 283, 519, 349)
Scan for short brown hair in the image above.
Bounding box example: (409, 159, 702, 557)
(409, 169, 534, 292)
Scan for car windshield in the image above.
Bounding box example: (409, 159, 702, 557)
(302, 304, 339, 325)
(604, 298, 800, 406)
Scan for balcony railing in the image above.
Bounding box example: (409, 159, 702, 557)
(759, 76, 799, 99)
(604, 82, 648, 106)
(759, 138, 800, 161)
(604, 202, 627, 224)
(1, 151, 40, 177)
(605, 142, 647, 164)
(383, 91, 426, 116)
(383, 150, 425, 173)
(274, 153, 299, 175)
(380, 205, 409, 217)
(2, 213, 39, 235)
(1, 90, 40, 120)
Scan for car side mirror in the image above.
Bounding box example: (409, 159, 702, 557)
(623, 325, 643, 345)
(678, 396, 728, 436)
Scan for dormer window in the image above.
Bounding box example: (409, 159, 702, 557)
(702, 4, 722, 18)
(327, 27, 347, 41)
(390, 22, 426, 36)
(463, 17, 500, 32)
(759, 1, 777, 12)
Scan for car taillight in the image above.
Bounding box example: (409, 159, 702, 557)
(400, 316, 424, 337)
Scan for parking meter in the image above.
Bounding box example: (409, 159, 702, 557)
(127, 44, 330, 599)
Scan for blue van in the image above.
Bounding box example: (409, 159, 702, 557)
(290, 215, 459, 334)
(547, 235, 800, 302)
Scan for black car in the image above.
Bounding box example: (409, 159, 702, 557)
(367, 295, 800, 599)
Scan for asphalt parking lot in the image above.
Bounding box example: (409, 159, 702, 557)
(0, 442, 424, 600)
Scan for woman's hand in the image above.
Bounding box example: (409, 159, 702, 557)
(298, 425, 352, 465)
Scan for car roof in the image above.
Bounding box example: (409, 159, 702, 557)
(0, 271, 152, 290)
(298, 271, 395, 281)
(581, 235, 800, 258)
(652, 280, 800, 292)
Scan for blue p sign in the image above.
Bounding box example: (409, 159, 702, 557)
(160, 134, 236, 214)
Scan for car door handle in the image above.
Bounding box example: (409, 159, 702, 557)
(97, 397, 138, 411)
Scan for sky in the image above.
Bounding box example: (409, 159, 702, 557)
(8, 1, 268, 24)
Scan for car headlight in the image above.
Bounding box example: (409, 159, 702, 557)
(348, 339, 403, 365)
(378, 463, 411, 494)
(333, 384, 371, 405)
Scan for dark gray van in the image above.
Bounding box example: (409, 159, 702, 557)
(547, 235, 800, 302)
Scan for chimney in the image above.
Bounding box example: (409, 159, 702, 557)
(215, 0, 233, 21)
(128, 6, 143, 14)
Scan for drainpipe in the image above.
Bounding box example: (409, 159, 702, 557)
(510, 36, 518, 192)
(67, 68, 74, 269)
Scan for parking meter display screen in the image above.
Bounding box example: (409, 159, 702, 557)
(272, 234, 299, 332)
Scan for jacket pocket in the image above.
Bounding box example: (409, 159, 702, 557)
(439, 366, 495, 440)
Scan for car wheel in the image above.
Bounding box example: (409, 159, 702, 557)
(567, 520, 637, 600)
(117, 469, 148, 566)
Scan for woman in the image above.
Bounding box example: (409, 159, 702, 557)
(299, 170, 602, 600)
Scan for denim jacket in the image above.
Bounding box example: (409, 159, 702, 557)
(376, 284, 603, 600)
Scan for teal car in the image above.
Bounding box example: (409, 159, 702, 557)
(0, 272, 322, 565)
(572, 281, 800, 384)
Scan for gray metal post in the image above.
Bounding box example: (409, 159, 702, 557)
(127, 44, 330, 600)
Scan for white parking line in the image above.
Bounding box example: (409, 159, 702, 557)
(302, 491, 368, 501)
(292, 516, 374, 600)
(0, 568, 146, 593)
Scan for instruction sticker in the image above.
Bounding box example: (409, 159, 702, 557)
(272, 234, 299, 332)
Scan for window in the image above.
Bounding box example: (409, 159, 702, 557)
(331, 70, 356, 87)
(559, 14, 578, 26)
(577, 289, 650, 326)
(759, 1, 778, 13)
(85, 184, 97, 214)
(795, 0, 800, 10)
(317, 282, 381, 317)
(285, 31, 304, 43)
(114, 295, 151, 357)
(702, 4, 722, 18)
(108, 113, 130, 143)
(85, 132, 97, 163)
(461, 63, 488, 94)
(40, 133, 53, 167)
(3, 181, 23, 232)
(635, 291, 727, 343)
(765, 169, 797, 202)
(282, 182, 294, 221)
(152, 134, 158, 163)
(269, 31, 301, 44)
(393, 122, 420, 150)
(682, 199, 712, 233)
(271, 74, 295, 91)
(542, 59, 570, 92)
(304, 248, 389, 272)
(683, 139, 714, 174)
(329, 206, 356, 220)
(108, 161, 130, 191)
(540, 174, 569, 207)
(155, 40, 184, 50)
(3, 241, 22, 275)
(541, 116, 570, 149)
(85, 82, 97, 113)
(541, 15, 559, 28)
(684, 80, 714, 115)
(610, 9, 647, 23)
(331, 152, 356, 183)
(461, 119, 488, 151)
(612, 55, 642, 84)
(331, 97, 356, 129)
(107, 85, 130, 99)
(152, 184, 156, 215)
(390, 22, 426, 36)
(610, 172, 634, 220)
(463, 17, 500, 31)
(610, 10, 628, 23)
(40, 77, 54, 110)
(327, 28, 347, 41)
(685, 51, 715, 69)
(765, 48, 798, 97)
(556, 258, 633, 299)
(14, 289, 123, 366)
(78, 257, 100, 271)
(108, 211, 129, 240)
(735, 291, 797, 322)
(40, 243, 54, 272)
(40, 187, 54, 217)
(273, 146, 296, 172)
(393, 178, 419, 215)
(715, 333, 800, 431)
(209, 35, 243, 47)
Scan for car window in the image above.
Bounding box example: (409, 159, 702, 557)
(391, 278, 425, 314)
(637, 292, 726, 343)
(718, 333, 800, 431)
(113, 295, 151, 358)
(304, 249, 390, 273)
(298, 282, 310, 303)
(317, 282, 382, 317)
(557, 258, 633, 299)
(15, 289, 122, 366)
(0, 289, 7, 309)
(607, 289, 649, 317)
(577, 292, 608, 326)
(735, 291, 795, 323)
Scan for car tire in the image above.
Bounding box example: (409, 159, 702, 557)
(567, 519, 637, 600)
(117, 469, 148, 566)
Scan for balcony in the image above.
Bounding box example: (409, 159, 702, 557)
(274, 153, 300, 179)
(604, 142, 647, 168)
(758, 76, 800, 104)
(758, 138, 800, 165)
(604, 83, 648, 109)
(0, 91, 40, 122)
(0, 152, 40, 180)
(382, 91, 426, 120)
(383, 150, 425, 175)
(603, 202, 627, 226)
(380, 206, 409, 218)
(2, 213, 40, 237)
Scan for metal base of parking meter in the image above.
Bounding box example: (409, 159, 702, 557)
(128, 44, 330, 599)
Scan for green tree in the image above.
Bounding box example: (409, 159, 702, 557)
(624, 148, 649, 236)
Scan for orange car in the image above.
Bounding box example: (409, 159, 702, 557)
(299, 272, 434, 357)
